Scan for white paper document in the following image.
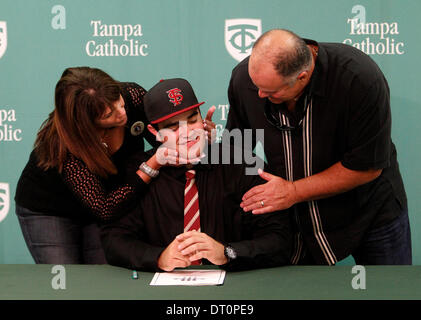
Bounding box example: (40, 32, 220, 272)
(150, 269, 226, 286)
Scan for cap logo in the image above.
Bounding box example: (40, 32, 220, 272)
(166, 88, 183, 106)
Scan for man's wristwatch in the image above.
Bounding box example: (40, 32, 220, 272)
(138, 162, 159, 178)
(224, 244, 237, 262)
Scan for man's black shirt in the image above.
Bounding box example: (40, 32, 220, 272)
(226, 39, 407, 264)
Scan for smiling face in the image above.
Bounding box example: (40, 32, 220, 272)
(95, 95, 127, 129)
(154, 107, 206, 161)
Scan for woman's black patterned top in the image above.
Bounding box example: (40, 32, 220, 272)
(15, 82, 155, 223)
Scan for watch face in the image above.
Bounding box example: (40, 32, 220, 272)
(226, 246, 237, 259)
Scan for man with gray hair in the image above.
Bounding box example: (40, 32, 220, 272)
(226, 29, 410, 265)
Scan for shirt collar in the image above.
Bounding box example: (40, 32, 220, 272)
(303, 38, 328, 98)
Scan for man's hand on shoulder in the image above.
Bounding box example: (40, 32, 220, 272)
(241, 169, 299, 214)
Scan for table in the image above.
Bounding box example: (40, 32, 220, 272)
(1, 264, 420, 300)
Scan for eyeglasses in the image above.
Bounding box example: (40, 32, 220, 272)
(263, 94, 310, 132)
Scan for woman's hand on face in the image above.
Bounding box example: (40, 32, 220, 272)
(148, 124, 205, 167)
(155, 146, 204, 167)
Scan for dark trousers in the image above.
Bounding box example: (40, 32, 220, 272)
(16, 205, 107, 264)
(352, 207, 412, 265)
(299, 207, 412, 265)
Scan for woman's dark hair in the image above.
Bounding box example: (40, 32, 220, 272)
(35, 67, 121, 177)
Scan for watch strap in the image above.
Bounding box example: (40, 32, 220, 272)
(224, 244, 237, 262)
(138, 162, 159, 178)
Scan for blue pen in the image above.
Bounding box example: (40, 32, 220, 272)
(132, 270, 139, 279)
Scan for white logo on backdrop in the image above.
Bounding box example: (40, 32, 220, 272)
(0, 182, 10, 223)
(0, 21, 7, 59)
(0, 109, 22, 142)
(225, 19, 262, 62)
(343, 5, 404, 55)
(86, 20, 149, 57)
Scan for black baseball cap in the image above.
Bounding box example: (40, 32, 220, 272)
(144, 78, 205, 124)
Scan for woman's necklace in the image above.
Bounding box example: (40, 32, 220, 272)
(101, 129, 109, 149)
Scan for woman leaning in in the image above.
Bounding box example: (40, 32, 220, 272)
(14, 67, 215, 264)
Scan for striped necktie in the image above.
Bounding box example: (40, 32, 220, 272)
(184, 170, 201, 265)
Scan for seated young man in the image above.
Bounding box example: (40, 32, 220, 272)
(100, 78, 292, 272)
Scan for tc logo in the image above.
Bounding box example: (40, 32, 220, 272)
(0, 21, 7, 59)
(166, 88, 183, 106)
(0, 182, 10, 223)
(225, 19, 262, 62)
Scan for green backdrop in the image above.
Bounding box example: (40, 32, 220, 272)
(0, 0, 419, 265)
